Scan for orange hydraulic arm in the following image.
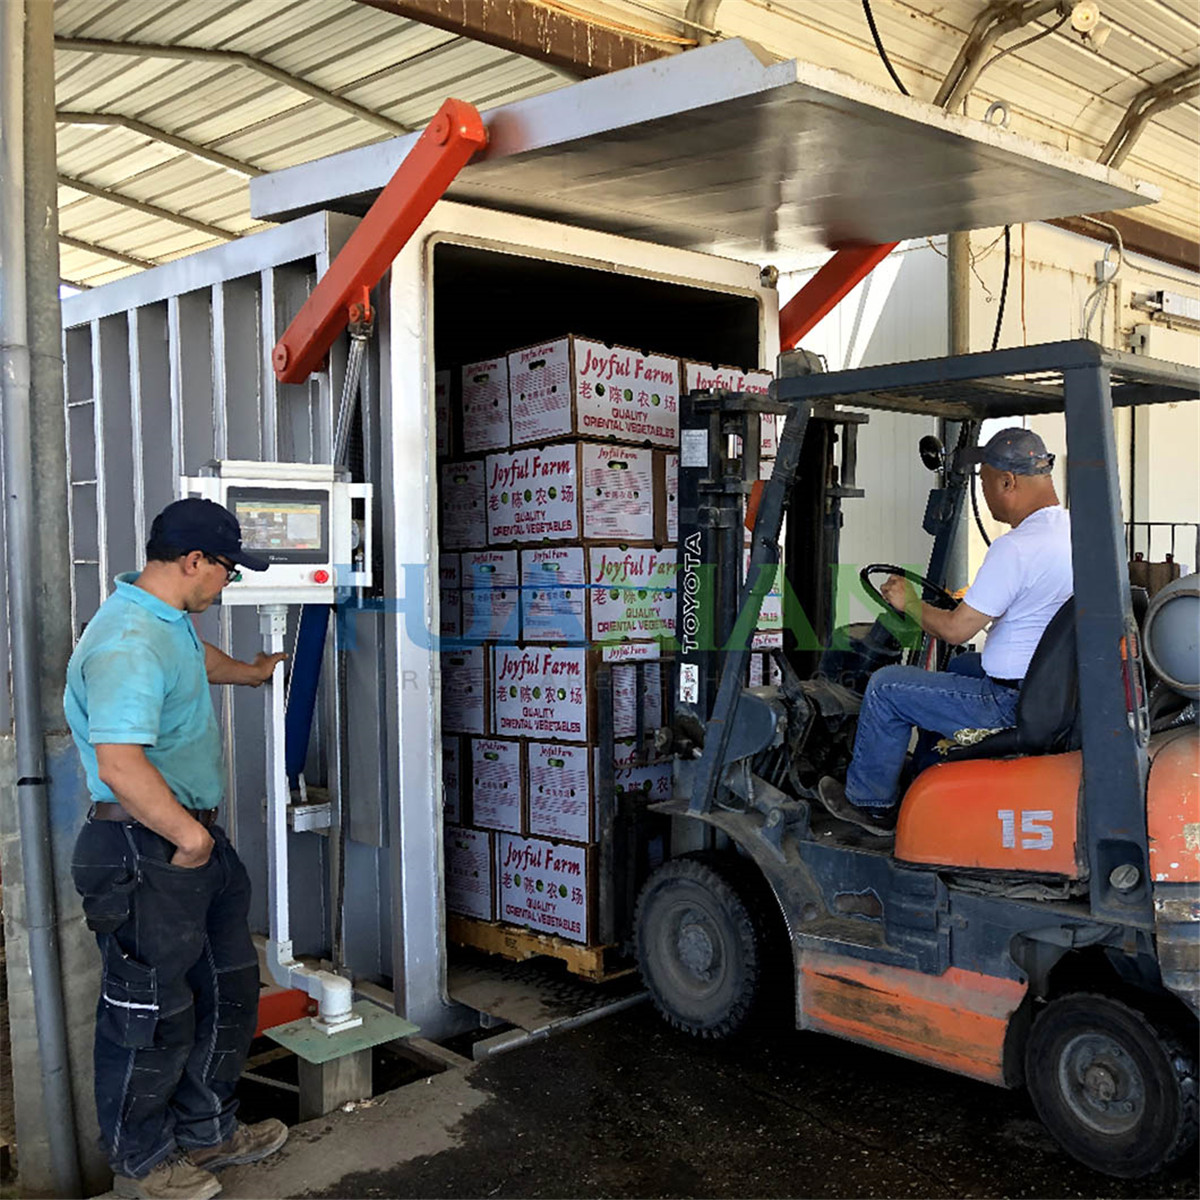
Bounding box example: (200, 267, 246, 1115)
(271, 98, 488, 385)
(778, 242, 898, 350)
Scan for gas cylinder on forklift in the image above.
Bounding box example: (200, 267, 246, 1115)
(637, 338, 1200, 1180)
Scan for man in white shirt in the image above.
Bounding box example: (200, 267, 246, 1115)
(820, 427, 1073, 834)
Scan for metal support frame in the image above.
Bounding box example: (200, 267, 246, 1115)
(1099, 65, 1200, 168)
(55, 36, 410, 135)
(57, 111, 264, 177)
(58, 172, 238, 241)
(1062, 364, 1153, 929)
(58, 232, 155, 271)
(688, 397, 812, 815)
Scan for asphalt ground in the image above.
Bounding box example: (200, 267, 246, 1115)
(224, 1000, 1199, 1200)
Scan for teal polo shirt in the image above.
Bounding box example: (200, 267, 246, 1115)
(64, 572, 223, 811)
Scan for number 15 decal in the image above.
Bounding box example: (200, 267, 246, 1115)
(997, 809, 1054, 850)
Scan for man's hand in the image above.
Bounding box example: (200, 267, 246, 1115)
(881, 574, 918, 618)
(170, 824, 215, 869)
(247, 651, 287, 687)
(204, 640, 286, 686)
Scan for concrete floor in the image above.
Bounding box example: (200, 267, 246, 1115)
(218, 1001, 1199, 1200)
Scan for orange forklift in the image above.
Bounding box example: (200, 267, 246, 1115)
(637, 339, 1199, 1179)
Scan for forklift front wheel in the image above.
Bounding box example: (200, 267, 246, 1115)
(635, 853, 772, 1040)
(1024, 992, 1199, 1178)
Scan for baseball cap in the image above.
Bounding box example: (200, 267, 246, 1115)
(150, 498, 270, 571)
(963, 427, 1055, 476)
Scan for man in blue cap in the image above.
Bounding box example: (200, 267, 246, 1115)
(66, 499, 289, 1199)
(820, 427, 1073, 833)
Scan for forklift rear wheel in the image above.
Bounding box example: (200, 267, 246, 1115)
(635, 853, 775, 1039)
(1025, 992, 1198, 1178)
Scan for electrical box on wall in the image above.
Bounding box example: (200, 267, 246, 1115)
(181, 460, 372, 605)
(1128, 323, 1200, 368)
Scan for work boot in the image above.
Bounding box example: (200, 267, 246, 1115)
(817, 776, 896, 836)
(112, 1153, 222, 1200)
(188, 1119, 289, 1171)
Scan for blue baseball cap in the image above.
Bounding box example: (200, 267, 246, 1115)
(150, 498, 270, 571)
(963, 427, 1055, 476)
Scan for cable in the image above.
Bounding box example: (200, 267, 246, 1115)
(991, 225, 1011, 351)
(862, 0, 909, 95)
(972, 12, 1069, 89)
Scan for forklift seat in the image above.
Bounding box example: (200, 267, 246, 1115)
(946, 597, 1079, 761)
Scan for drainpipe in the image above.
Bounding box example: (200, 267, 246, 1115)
(0, 2, 84, 1195)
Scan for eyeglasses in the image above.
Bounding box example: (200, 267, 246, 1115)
(203, 553, 242, 584)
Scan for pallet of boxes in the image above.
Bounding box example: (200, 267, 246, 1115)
(436, 338, 777, 980)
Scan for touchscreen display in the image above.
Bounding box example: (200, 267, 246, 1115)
(228, 487, 328, 563)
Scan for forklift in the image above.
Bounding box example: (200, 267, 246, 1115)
(637, 339, 1199, 1179)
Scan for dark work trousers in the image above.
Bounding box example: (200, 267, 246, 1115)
(71, 816, 259, 1179)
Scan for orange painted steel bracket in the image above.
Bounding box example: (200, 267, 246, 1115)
(271, 98, 488, 385)
(255, 985, 318, 1037)
(779, 242, 898, 350)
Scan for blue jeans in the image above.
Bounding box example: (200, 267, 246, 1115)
(72, 817, 259, 1178)
(845, 653, 1019, 808)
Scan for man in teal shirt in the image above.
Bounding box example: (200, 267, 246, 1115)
(67, 499, 287, 1200)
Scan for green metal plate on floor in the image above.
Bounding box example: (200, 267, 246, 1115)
(265, 1000, 419, 1065)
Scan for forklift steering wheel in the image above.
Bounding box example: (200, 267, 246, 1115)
(859, 564, 959, 621)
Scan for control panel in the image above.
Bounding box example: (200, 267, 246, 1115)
(181, 461, 372, 605)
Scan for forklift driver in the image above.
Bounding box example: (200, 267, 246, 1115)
(819, 427, 1072, 834)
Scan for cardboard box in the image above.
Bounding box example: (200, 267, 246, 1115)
(509, 335, 680, 448)
(469, 737, 525, 834)
(587, 546, 677, 643)
(434, 369, 453, 458)
(748, 629, 784, 688)
(520, 545, 676, 644)
(520, 546, 587, 643)
(683, 361, 776, 457)
(526, 738, 673, 843)
(461, 357, 511, 454)
(441, 644, 489, 735)
(492, 643, 665, 743)
(440, 588, 462, 639)
(496, 834, 593, 943)
(445, 825, 493, 920)
(527, 740, 593, 843)
(613, 739, 673, 803)
(440, 460, 486, 549)
(486, 442, 655, 545)
(442, 734, 464, 824)
(461, 549, 520, 641)
(663, 452, 678, 546)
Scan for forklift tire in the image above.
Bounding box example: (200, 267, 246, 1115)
(635, 852, 779, 1040)
(1024, 992, 1199, 1178)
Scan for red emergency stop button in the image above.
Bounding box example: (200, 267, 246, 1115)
(313, 569, 330, 584)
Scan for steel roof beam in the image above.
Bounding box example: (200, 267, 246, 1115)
(355, 0, 676, 78)
(55, 36, 411, 136)
(57, 172, 238, 240)
(58, 233, 157, 270)
(57, 111, 265, 177)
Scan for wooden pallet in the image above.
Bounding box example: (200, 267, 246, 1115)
(448, 915, 633, 983)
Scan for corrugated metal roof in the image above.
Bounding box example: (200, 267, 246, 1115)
(56, 0, 1198, 288)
